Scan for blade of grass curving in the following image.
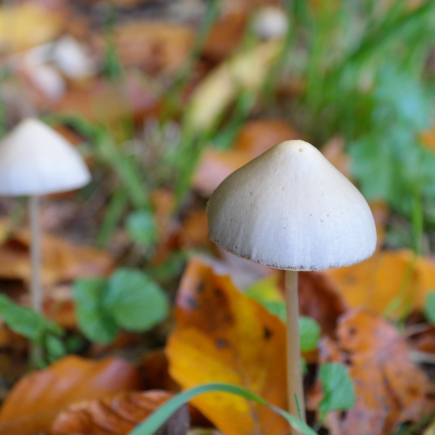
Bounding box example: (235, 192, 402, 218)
(128, 383, 317, 435)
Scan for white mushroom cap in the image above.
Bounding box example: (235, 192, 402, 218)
(253, 7, 289, 40)
(0, 118, 91, 196)
(207, 140, 376, 271)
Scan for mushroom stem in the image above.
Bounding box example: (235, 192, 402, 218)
(285, 270, 305, 430)
(30, 195, 42, 313)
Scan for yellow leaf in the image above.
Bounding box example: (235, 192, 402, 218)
(325, 249, 435, 317)
(166, 258, 288, 435)
(187, 41, 282, 133)
(0, 3, 64, 52)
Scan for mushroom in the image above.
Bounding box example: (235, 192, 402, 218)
(207, 140, 376, 428)
(0, 118, 91, 313)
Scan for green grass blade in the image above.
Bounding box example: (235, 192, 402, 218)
(128, 382, 317, 435)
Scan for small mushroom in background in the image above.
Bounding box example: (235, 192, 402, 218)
(253, 6, 289, 40)
(207, 140, 376, 431)
(0, 118, 91, 313)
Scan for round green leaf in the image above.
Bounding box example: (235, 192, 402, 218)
(73, 279, 119, 344)
(104, 268, 169, 332)
(126, 210, 157, 246)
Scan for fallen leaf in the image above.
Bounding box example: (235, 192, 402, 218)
(55, 75, 160, 125)
(114, 21, 194, 75)
(193, 149, 251, 196)
(298, 271, 348, 337)
(51, 390, 187, 435)
(325, 249, 435, 317)
(407, 325, 435, 354)
(142, 349, 180, 392)
(194, 119, 300, 196)
(321, 137, 351, 178)
(187, 41, 282, 133)
(234, 119, 301, 158)
(178, 208, 212, 250)
(166, 257, 288, 435)
(0, 355, 145, 435)
(310, 309, 435, 435)
(0, 229, 114, 288)
(0, 3, 65, 53)
(203, 12, 247, 63)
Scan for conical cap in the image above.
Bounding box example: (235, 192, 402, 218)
(0, 118, 91, 196)
(207, 140, 376, 271)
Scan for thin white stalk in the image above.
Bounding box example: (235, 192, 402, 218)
(285, 270, 305, 433)
(30, 195, 42, 313)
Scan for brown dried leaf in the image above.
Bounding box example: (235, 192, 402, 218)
(203, 12, 247, 63)
(51, 390, 187, 435)
(114, 21, 194, 75)
(194, 119, 300, 196)
(0, 229, 114, 288)
(298, 271, 348, 337)
(55, 76, 159, 125)
(193, 149, 251, 196)
(234, 119, 301, 158)
(321, 137, 351, 179)
(311, 310, 435, 435)
(0, 356, 145, 435)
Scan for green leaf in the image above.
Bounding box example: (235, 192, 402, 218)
(245, 276, 283, 302)
(128, 383, 317, 435)
(0, 294, 62, 343)
(299, 316, 321, 352)
(104, 268, 169, 332)
(424, 292, 435, 324)
(319, 363, 356, 420)
(45, 334, 67, 362)
(245, 277, 286, 321)
(264, 301, 287, 322)
(73, 279, 119, 344)
(375, 66, 429, 130)
(126, 210, 157, 246)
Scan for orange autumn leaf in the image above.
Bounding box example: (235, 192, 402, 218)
(193, 119, 301, 196)
(203, 11, 247, 62)
(311, 309, 435, 435)
(193, 148, 251, 196)
(166, 257, 288, 435)
(0, 229, 114, 288)
(321, 137, 351, 179)
(325, 249, 435, 317)
(233, 119, 301, 158)
(51, 390, 177, 435)
(0, 356, 144, 435)
(114, 21, 194, 75)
